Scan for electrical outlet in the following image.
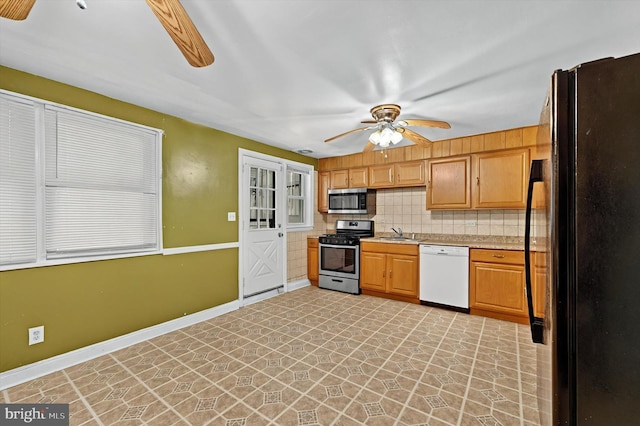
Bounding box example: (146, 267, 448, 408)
(465, 220, 477, 226)
(29, 325, 44, 345)
(227, 212, 236, 221)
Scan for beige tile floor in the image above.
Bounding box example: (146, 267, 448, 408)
(2, 286, 541, 425)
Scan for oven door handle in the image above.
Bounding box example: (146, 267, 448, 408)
(319, 243, 359, 250)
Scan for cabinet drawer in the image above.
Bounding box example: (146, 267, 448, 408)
(470, 249, 523, 264)
(361, 241, 418, 256)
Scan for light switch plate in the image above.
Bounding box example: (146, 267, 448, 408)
(228, 212, 236, 221)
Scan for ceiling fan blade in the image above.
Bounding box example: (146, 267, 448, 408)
(0, 0, 36, 20)
(324, 127, 369, 143)
(401, 119, 451, 129)
(360, 120, 378, 124)
(363, 142, 376, 152)
(145, 0, 214, 67)
(400, 128, 433, 147)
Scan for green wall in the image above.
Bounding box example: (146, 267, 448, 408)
(0, 66, 317, 373)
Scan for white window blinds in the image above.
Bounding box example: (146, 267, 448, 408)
(0, 95, 37, 265)
(44, 106, 159, 258)
(0, 90, 161, 269)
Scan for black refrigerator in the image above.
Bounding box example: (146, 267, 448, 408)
(525, 52, 640, 425)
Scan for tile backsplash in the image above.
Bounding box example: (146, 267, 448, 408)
(322, 184, 543, 238)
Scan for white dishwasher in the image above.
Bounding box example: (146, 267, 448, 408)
(419, 245, 469, 311)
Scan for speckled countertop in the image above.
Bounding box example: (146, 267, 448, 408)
(309, 234, 546, 251)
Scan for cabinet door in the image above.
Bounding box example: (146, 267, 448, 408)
(533, 252, 546, 318)
(427, 156, 471, 209)
(349, 167, 369, 188)
(318, 171, 330, 213)
(368, 164, 394, 188)
(395, 161, 425, 186)
(360, 252, 387, 292)
(472, 148, 529, 209)
(307, 245, 318, 284)
(386, 254, 418, 297)
(330, 169, 349, 189)
(470, 261, 527, 317)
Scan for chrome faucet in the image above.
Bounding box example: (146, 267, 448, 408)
(391, 227, 403, 237)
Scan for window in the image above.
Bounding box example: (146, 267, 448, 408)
(0, 91, 162, 269)
(286, 163, 313, 230)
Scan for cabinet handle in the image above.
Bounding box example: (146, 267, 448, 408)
(397, 173, 400, 181)
(476, 176, 480, 186)
(427, 180, 431, 189)
(382, 271, 386, 278)
(345, 178, 348, 185)
(492, 254, 505, 258)
(389, 270, 393, 279)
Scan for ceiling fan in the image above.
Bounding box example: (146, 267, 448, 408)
(324, 104, 450, 152)
(0, 0, 214, 68)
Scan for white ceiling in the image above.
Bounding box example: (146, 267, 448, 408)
(1, 1, 639, 159)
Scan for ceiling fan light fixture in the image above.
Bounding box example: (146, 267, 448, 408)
(391, 130, 403, 144)
(369, 130, 382, 144)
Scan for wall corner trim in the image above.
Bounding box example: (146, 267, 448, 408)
(0, 300, 240, 391)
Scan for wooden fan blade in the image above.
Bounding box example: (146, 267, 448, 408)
(0, 0, 36, 20)
(400, 128, 433, 147)
(402, 119, 451, 129)
(324, 127, 369, 143)
(145, 0, 214, 67)
(363, 142, 376, 152)
(360, 120, 378, 124)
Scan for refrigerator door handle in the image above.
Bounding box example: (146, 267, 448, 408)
(525, 159, 544, 344)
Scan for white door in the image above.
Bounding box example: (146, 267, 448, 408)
(242, 157, 285, 297)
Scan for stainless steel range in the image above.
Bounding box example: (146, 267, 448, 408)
(318, 220, 374, 294)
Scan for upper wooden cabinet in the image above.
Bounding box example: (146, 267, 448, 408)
(472, 148, 530, 209)
(369, 160, 425, 189)
(427, 156, 472, 209)
(427, 148, 530, 210)
(368, 164, 394, 188)
(328, 167, 368, 189)
(349, 167, 368, 188)
(318, 171, 330, 213)
(330, 169, 349, 189)
(396, 161, 425, 186)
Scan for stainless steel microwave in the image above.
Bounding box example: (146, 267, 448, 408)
(327, 188, 376, 214)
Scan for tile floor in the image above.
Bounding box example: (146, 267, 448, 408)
(2, 286, 541, 425)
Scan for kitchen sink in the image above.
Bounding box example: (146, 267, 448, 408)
(379, 236, 418, 241)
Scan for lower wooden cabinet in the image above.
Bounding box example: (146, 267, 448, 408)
(470, 248, 545, 324)
(533, 251, 546, 319)
(307, 238, 319, 286)
(470, 249, 528, 324)
(360, 242, 419, 303)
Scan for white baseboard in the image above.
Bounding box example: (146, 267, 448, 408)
(240, 279, 310, 306)
(0, 300, 240, 391)
(288, 278, 311, 291)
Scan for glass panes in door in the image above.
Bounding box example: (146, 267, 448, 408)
(249, 166, 276, 229)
